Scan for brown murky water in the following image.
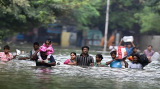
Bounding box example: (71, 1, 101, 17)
(0, 47, 160, 89)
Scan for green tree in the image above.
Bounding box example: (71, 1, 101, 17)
(85, 0, 143, 34)
(145, 0, 160, 14)
(57, 0, 101, 30)
(0, 0, 68, 32)
(0, 0, 71, 41)
(135, 0, 160, 33)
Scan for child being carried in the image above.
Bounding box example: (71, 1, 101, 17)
(37, 40, 54, 63)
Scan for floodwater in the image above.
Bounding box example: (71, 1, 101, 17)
(0, 46, 160, 89)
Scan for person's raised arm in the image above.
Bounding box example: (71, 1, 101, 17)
(106, 57, 120, 65)
(131, 41, 135, 47)
(119, 39, 123, 46)
(106, 59, 114, 65)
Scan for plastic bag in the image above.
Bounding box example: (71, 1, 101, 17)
(123, 36, 134, 42)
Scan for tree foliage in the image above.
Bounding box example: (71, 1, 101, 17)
(57, 0, 101, 30)
(1, 0, 68, 28)
(0, 0, 160, 37)
(135, 0, 160, 33)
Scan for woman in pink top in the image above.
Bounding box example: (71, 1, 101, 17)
(64, 52, 77, 65)
(0, 45, 14, 62)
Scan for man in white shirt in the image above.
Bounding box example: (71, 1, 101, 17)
(18, 42, 39, 60)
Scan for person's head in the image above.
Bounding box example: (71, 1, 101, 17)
(45, 39, 52, 47)
(40, 51, 47, 57)
(126, 42, 132, 48)
(147, 45, 152, 51)
(70, 52, 76, 60)
(132, 54, 140, 63)
(110, 51, 117, 59)
(39, 47, 47, 57)
(33, 42, 39, 50)
(96, 54, 103, 62)
(81, 46, 89, 54)
(3, 45, 10, 54)
(133, 47, 138, 53)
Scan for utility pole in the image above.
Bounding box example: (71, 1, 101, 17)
(103, 0, 110, 52)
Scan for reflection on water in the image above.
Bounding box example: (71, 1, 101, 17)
(0, 48, 160, 89)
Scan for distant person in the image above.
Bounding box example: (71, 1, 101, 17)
(119, 40, 135, 57)
(75, 46, 94, 66)
(143, 45, 154, 60)
(37, 39, 54, 63)
(18, 42, 40, 60)
(64, 52, 77, 65)
(106, 51, 128, 68)
(94, 54, 108, 67)
(35, 47, 56, 67)
(0, 45, 17, 62)
(128, 54, 143, 69)
(131, 47, 139, 56)
(128, 47, 139, 61)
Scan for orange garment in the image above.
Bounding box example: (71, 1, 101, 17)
(107, 35, 115, 47)
(127, 56, 133, 61)
(100, 37, 104, 46)
(100, 35, 115, 47)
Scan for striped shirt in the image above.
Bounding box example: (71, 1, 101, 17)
(76, 54, 94, 66)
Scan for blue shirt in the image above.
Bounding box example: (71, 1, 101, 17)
(125, 47, 133, 57)
(110, 60, 122, 68)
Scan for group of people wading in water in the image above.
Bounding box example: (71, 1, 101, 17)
(0, 39, 157, 69)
